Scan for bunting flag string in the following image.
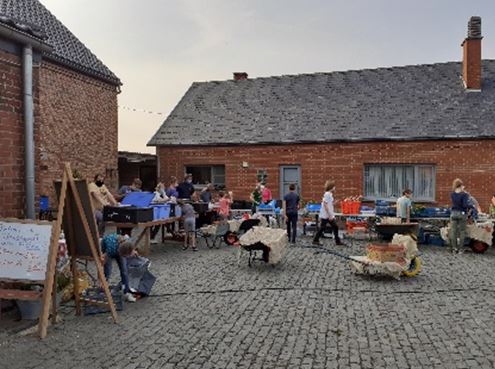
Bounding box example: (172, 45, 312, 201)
(119, 105, 165, 116)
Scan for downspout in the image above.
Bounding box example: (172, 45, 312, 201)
(23, 45, 35, 219)
(0, 24, 51, 219)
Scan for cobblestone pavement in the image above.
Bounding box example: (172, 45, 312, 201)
(2, 234, 495, 369)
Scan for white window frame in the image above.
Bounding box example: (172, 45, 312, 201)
(364, 164, 436, 202)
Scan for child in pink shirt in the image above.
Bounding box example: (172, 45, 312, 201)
(218, 191, 233, 220)
(261, 185, 272, 204)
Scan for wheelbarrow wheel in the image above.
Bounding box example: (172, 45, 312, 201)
(402, 256, 421, 277)
(470, 240, 488, 254)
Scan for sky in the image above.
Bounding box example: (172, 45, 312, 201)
(39, 0, 495, 154)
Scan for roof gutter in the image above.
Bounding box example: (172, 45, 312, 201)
(0, 23, 52, 53)
(0, 23, 52, 219)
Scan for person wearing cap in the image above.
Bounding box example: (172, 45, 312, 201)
(449, 178, 469, 254)
(396, 189, 413, 223)
(177, 174, 195, 199)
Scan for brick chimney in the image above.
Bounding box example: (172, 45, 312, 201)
(461, 16, 482, 90)
(233, 72, 248, 81)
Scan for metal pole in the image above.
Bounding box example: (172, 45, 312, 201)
(23, 45, 35, 219)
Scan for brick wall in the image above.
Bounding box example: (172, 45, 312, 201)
(0, 49, 27, 217)
(38, 61, 119, 206)
(158, 140, 495, 210)
(0, 47, 119, 218)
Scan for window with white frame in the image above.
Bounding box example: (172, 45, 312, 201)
(364, 164, 435, 201)
(185, 165, 225, 188)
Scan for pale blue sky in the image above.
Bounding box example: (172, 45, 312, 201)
(40, 0, 495, 153)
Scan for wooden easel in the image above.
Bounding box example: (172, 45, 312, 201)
(52, 163, 118, 328)
(0, 164, 118, 338)
(0, 218, 57, 337)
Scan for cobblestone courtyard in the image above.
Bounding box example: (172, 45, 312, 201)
(2, 236, 495, 369)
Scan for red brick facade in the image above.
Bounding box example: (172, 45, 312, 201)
(0, 49, 30, 218)
(158, 140, 495, 210)
(38, 61, 119, 199)
(0, 48, 119, 218)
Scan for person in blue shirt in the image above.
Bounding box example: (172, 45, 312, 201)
(283, 183, 300, 243)
(450, 178, 469, 254)
(177, 174, 194, 199)
(100, 233, 137, 302)
(165, 177, 179, 199)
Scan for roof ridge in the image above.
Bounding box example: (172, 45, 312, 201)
(191, 60, 495, 85)
(149, 60, 495, 147)
(0, 0, 120, 86)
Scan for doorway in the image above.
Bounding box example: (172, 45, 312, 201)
(279, 165, 301, 199)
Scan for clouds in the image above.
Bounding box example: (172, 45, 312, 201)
(39, 0, 495, 153)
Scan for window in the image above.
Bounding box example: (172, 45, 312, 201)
(364, 164, 435, 201)
(256, 169, 267, 184)
(185, 165, 225, 188)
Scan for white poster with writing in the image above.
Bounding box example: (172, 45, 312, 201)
(0, 221, 53, 281)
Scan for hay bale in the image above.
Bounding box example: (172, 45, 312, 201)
(239, 226, 288, 264)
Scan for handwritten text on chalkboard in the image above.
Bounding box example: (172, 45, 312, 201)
(0, 221, 52, 281)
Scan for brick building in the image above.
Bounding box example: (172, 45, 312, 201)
(0, 0, 120, 218)
(149, 17, 495, 209)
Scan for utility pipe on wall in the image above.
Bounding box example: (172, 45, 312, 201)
(23, 45, 35, 219)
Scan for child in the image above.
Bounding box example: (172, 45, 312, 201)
(100, 233, 137, 302)
(181, 202, 197, 251)
(151, 182, 169, 203)
(218, 191, 233, 220)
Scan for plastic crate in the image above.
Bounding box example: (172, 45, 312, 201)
(121, 192, 154, 207)
(152, 204, 170, 220)
(305, 204, 321, 213)
(375, 206, 389, 216)
(387, 207, 397, 216)
(82, 286, 124, 315)
(375, 200, 389, 207)
(342, 201, 361, 214)
(419, 207, 451, 218)
(426, 233, 445, 246)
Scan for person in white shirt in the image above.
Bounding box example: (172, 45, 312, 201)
(312, 180, 344, 246)
(396, 189, 412, 223)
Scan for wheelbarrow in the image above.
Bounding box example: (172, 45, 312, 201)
(301, 244, 421, 279)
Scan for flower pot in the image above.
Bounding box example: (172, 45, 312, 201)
(16, 300, 42, 320)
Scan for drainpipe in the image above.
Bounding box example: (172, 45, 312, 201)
(23, 45, 35, 219)
(0, 25, 51, 219)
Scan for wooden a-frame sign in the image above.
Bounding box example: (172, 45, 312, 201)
(0, 163, 117, 338)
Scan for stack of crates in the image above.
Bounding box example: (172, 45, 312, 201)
(375, 200, 396, 216)
(345, 216, 368, 237)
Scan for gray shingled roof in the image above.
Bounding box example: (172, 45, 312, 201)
(149, 61, 495, 146)
(0, 0, 120, 85)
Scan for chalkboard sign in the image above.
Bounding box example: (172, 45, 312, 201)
(55, 179, 99, 258)
(0, 221, 53, 281)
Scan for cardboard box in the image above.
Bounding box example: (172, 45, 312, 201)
(367, 244, 406, 264)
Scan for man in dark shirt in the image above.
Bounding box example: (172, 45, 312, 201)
(177, 174, 194, 199)
(283, 183, 300, 244)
